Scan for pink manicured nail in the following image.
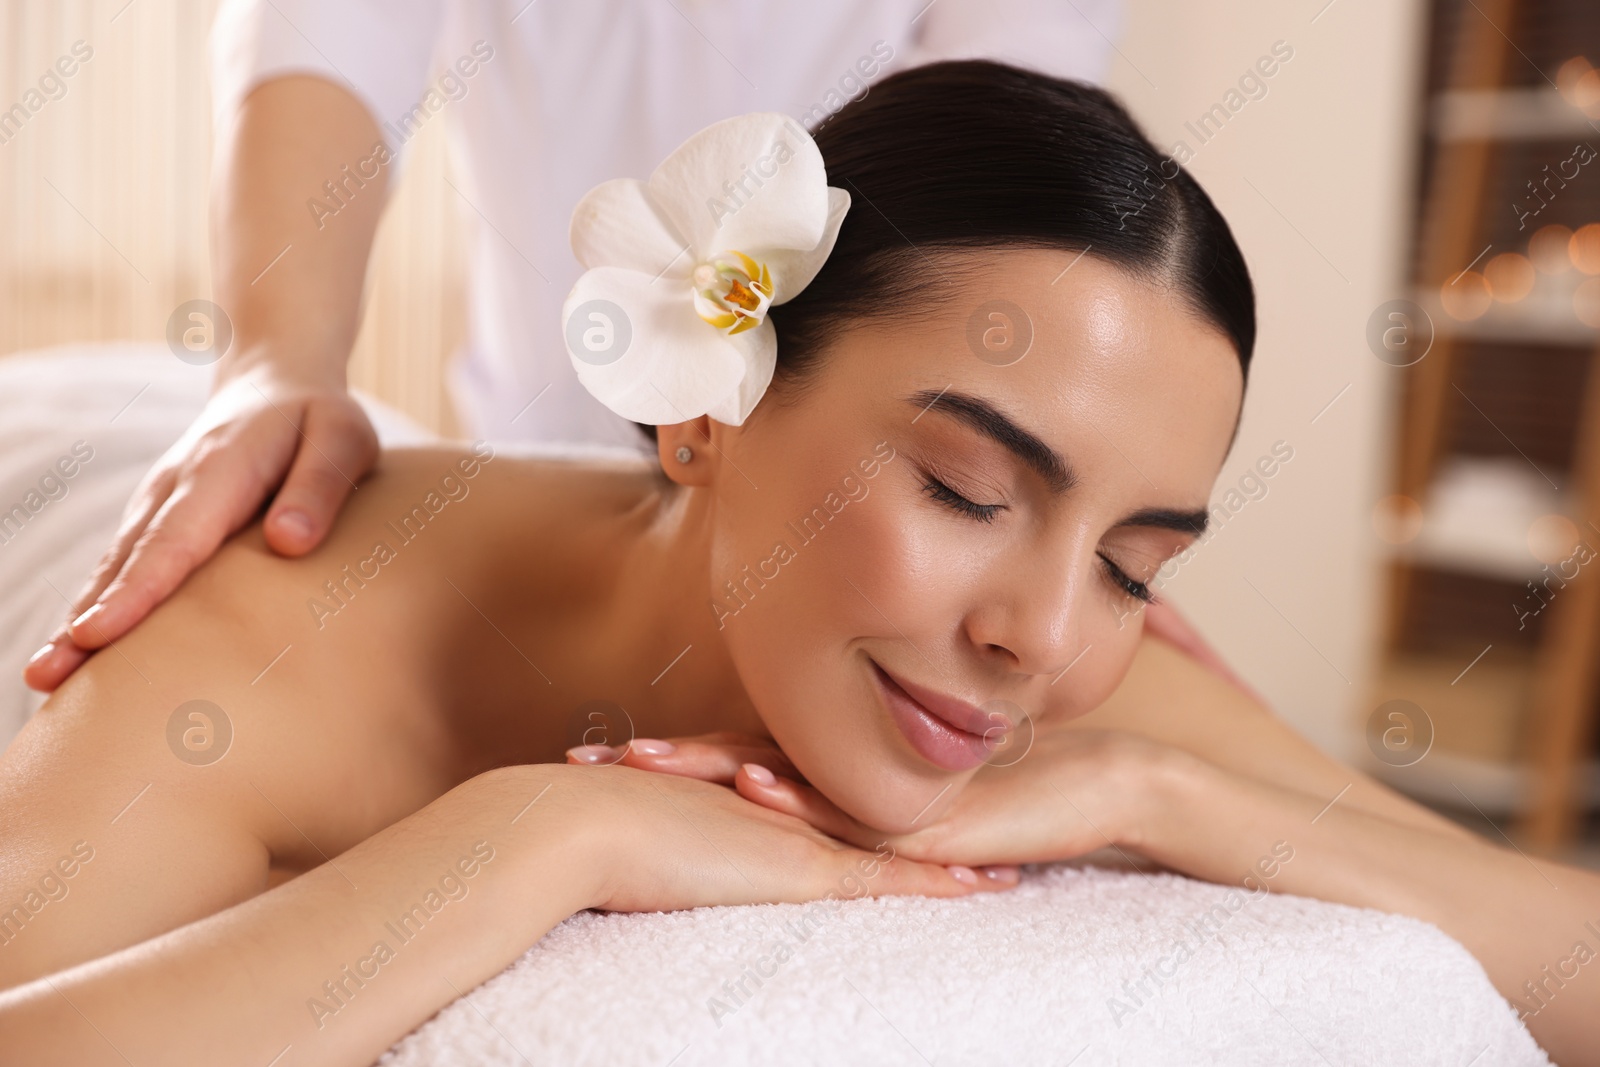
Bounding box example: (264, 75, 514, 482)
(630, 738, 676, 756)
(947, 865, 979, 886)
(742, 763, 777, 787)
(567, 744, 619, 764)
(981, 865, 1020, 882)
(26, 641, 57, 667)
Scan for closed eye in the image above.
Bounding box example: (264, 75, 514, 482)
(1099, 553, 1155, 604)
(921, 475, 1004, 523)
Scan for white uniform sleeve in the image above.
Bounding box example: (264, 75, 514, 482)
(208, 0, 447, 149)
(906, 0, 1124, 85)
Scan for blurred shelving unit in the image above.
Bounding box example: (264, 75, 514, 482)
(1371, 0, 1600, 850)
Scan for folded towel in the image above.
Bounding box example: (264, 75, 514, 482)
(378, 861, 1547, 1066)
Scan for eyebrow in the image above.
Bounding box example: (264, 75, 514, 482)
(908, 389, 1075, 494)
(1122, 506, 1210, 537)
(905, 389, 1210, 536)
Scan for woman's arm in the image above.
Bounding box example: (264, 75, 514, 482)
(0, 762, 984, 1067)
(0, 765, 595, 1067)
(1137, 747, 1600, 1067)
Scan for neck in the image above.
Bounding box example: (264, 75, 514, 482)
(599, 479, 765, 741)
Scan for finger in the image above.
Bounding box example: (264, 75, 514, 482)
(262, 399, 378, 557)
(24, 469, 179, 688)
(566, 745, 626, 766)
(835, 848, 982, 900)
(735, 765, 901, 851)
(612, 738, 802, 783)
(67, 466, 180, 621)
(976, 865, 1023, 890)
(21, 638, 92, 693)
(67, 462, 266, 649)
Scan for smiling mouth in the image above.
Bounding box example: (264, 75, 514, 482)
(869, 660, 1007, 773)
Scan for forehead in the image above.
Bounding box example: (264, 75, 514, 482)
(830, 249, 1245, 505)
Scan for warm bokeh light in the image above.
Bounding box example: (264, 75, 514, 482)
(1530, 224, 1575, 274)
(1576, 276, 1600, 328)
(1485, 252, 1535, 302)
(1374, 494, 1424, 545)
(1529, 513, 1582, 565)
(1440, 271, 1493, 320)
(1571, 223, 1600, 275)
(1557, 56, 1600, 110)
(1558, 56, 1593, 94)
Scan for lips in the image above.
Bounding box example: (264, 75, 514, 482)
(870, 660, 1011, 772)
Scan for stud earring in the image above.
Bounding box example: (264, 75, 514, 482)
(675, 445, 694, 464)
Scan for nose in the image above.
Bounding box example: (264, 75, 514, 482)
(962, 543, 1095, 676)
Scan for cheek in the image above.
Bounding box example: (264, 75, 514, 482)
(1053, 612, 1143, 718)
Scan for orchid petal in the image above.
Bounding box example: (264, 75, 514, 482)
(703, 321, 777, 426)
(647, 113, 831, 260)
(563, 266, 747, 425)
(569, 178, 691, 276)
(757, 187, 852, 304)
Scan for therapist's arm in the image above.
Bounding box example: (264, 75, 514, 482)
(24, 75, 389, 692)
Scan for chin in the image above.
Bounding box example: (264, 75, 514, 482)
(798, 745, 968, 837)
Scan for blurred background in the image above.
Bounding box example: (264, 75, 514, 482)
(3, 0, 1600, 863)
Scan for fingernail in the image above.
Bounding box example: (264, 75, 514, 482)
(629, 738, 676, 756)
(26, 641, 57, 667)
(742, 763, 777, 787)
(982, 865, 1020, 882)
(947, 865, 979, 886)
(273, 509, 313, 539)
(567, 744, 619, 764)
(71, 604, 105, 631)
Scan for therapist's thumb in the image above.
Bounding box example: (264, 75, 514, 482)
(262, 394, 379, 557)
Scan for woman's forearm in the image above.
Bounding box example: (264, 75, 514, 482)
(0, 765, 601, 1067)
(1137, 752, 1600, 1067)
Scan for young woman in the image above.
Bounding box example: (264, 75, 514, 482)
(1, 61, 1594, 1066)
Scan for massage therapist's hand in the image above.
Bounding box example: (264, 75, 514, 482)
(24, 364, 377, 692)
(558, 761, 1007, 912)
(597, 727, 1164, 873)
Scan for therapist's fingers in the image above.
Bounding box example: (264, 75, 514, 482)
(66, 463, 270, 650)
(61, 391, 321, 651)
(261, 394, 378, 557)
(22, 466, 180, 691)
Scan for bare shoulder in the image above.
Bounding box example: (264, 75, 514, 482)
(1067, 636, 1472, 839)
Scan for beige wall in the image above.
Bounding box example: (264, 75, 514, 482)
(1108, 0, 1426, 758)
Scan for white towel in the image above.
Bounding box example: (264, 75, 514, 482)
(378, 861, 1547, 1066)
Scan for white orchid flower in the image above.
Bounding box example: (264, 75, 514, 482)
(562, 112, 851, 426)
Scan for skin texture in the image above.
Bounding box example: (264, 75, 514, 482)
(2, 251, 1597, 1064)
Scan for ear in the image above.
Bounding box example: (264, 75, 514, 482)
(655, 418, 715, 487)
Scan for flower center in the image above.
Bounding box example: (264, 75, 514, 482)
(692, 251, 773, 335)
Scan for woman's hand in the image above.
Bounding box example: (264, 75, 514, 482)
(557, 761, 1015, 912)
(570, 727, 1160, 874)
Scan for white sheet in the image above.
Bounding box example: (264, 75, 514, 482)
(0, 347, 1549, 1065)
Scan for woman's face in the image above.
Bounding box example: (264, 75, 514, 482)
(701, 249, 1244, 832)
